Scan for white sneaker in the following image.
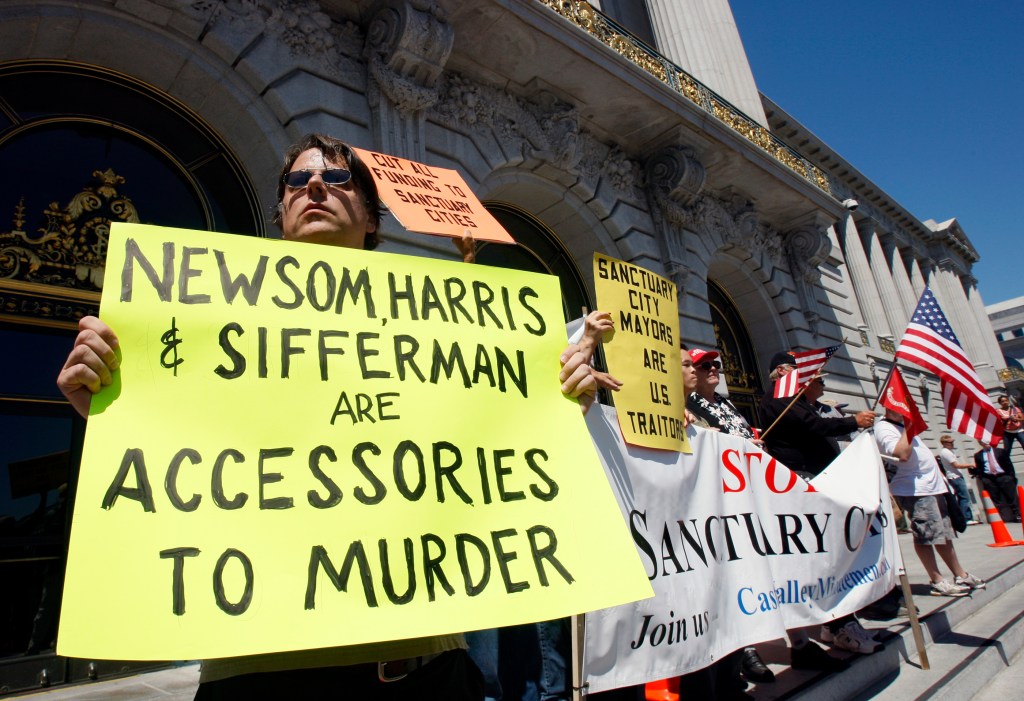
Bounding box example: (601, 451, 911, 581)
(955, 573, 987, 590)
(821, 622, 881, 654)
(930, 579, 970, 597)
(844, 618, 879, 642)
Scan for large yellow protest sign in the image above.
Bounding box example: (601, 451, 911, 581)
(593, 253, 687, 452)
(57, 223, 651, 661)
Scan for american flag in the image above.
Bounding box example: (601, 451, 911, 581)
(773, 370, 799, 398)
(894, 287, 1003, 446)
(792, 345, 841, 386)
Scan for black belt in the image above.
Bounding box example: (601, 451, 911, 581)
(377, 652, 443, 682)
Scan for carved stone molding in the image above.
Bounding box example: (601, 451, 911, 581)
(646, 146, 706, 208)
(782, 219, 831, 335)
(784, 224, 830, 284)
(429, 71, 642, 198)
(170, 0, 365, 84)
(365, 0, 453, 114)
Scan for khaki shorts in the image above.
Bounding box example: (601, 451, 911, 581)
(895, 494, 953, 545)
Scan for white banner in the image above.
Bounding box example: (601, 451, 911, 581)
(583, 406, 901, 693)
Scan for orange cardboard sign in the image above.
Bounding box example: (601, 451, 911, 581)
(352, 147, 515, 244)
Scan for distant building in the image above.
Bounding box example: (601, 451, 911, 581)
(987, 296, 1024, 398)
(0, 0, 1011, 692)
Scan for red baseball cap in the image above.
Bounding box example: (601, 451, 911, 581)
(689, 348, 720, 365)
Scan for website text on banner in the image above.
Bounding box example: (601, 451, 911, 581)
(352, 147, 515, 244)
(593, 253, 686, 452)
(57, 223, 651, 661)
(582, 406, 899, 694)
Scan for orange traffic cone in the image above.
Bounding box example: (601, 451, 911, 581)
(981, 490, 1024, 547)
(645, 677, 680, 701)
(1018, 485, 1024, 539)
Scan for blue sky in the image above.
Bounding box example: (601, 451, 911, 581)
(730, 1, 1024, 306)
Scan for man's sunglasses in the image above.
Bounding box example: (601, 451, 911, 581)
(283, 168, 352, 188)
(696, 361, 721, 371)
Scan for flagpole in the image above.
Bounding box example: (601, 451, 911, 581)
(571, 614, 585, 701)
(759, 381, 813, 441)
(871, 361, 899, 412)
(759, 338, 847, 441)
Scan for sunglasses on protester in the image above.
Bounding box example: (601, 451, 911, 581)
(695, 360, 721, 371)
(283, 168, 353, 188)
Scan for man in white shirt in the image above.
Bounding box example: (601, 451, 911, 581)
(875, 410, 985, 597)
(937, 435, 979, 525)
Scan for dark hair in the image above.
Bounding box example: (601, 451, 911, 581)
(274, 133, 386, 250)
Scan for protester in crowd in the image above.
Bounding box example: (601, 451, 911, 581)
(937, 435, 980, 526)
(759, 352, 879, 666)
(57, 133, 602, 701)
(805, 376, 854, 454)
(684, 348, 774, 687)
(972, 441, 1021, 523)
(995, 394, 1024, 456)
(875, 408, 986, 597)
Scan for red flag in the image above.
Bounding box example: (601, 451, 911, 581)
(894, 288, 1003, 446)
(791, 344, 841, 386)
(880, 367, 928, 441)
(773, 369, 799, 398)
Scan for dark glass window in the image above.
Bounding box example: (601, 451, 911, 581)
(707, 279, 764, 426)
(479, 203, 592, 323)
(0, 60, 260, 691)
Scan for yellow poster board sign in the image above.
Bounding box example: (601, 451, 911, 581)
(57, 223, 651, 661)
(593, 253, 688, 452)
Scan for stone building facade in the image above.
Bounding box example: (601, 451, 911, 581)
(0, 0, 1011, 691)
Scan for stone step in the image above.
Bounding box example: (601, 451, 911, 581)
(746, 526, 1024, 701)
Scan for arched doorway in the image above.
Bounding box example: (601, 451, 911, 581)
(707, 279, 765, 426)
(0, 60, 262, 692)
(478, 203, 593, 322)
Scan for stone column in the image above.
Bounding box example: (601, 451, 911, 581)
(931, 260, 997, 378)
(963, 276, 1008, 384)
(908, 257, 930, 298)
(837, 214, 892, 347)
(880, 235, 918, 321)
(861, 222, 907, 346)
(643, 0, 767, 125)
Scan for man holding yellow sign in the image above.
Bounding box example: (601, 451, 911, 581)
(56, 135, 647, 699)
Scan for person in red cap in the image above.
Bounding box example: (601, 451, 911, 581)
(686, 349, 758, 442)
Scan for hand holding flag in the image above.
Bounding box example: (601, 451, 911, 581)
(772, 344, 841, 399)
(772, 369, 799, 399)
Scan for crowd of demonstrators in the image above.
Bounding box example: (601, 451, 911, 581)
(938, 435, 981, 526)
(996, 394, 1024, 456)
(972, 441, 1021, 523)
(875, 410, 987, 598)
(54, 130, 1020, 699)
(56, 133, 610, 701)
(758, 353, 880, 666)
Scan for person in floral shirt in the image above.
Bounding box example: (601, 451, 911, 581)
(685, 348, 755, 439)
